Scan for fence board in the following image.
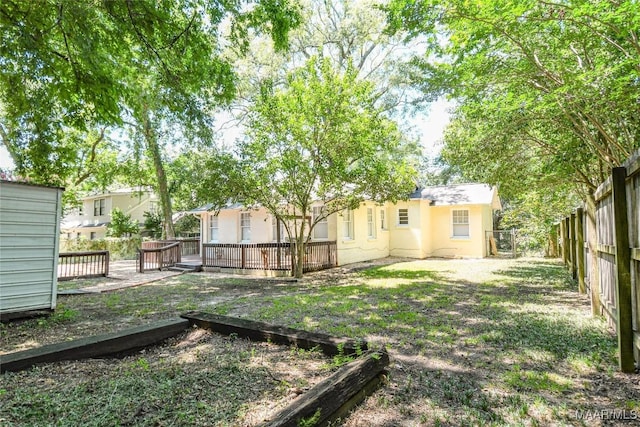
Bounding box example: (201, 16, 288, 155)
(611, 167, 634, 372)
(560, 148, 640, 371)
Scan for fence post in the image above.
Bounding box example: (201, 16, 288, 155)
(138, 250, 144, 273)
(612, 167, 634, 372)
(576, 208, 586, 294)
(104, 251, 110, 277)
(569, 213, 577, 280)
(561, 218, 569, 266)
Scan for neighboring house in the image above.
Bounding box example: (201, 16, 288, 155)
(0, 180, 64, 317)
(190, 183, 502, 266)
(61, 188, 158, 240)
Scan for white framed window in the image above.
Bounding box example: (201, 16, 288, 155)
(342, 210, 354, 240)
(380, 208, 387, 230)
(240, 212, 251, 242)
(367, 207, 376, 239)
(94, 198, 105, 216)
(272, 215, 286, 242)
(452, 209, 470, 238)
(312, 206, 328, 240)
(90, 232, 97, 240)
(209, 214, 219, 242)
(398, 208, 409, 226)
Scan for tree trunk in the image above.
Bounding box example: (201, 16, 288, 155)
(294, 219, 306, 279)
(141, 106, 175, 240)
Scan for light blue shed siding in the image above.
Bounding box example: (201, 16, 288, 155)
(0, 181, 63, 314)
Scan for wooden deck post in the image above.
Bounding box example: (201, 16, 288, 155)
(612, 167, 634, 372)
(576, 208, 586, 294)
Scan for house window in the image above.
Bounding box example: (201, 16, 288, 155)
(240, 212, 251, 242)
(76, 232, 81, 239)
(312, 206, 328, 240)
(452, 209, 470, 238)
(342, 210, 354, 240)
(380, 209, 387, 230)
(94, 198, 105, 216)
(398, 208, 409, 226)
(209, 214, 219, 242)
(367, 208, 376, 239)
(90, 232, 97, 240)
(272, 216, 286, 242)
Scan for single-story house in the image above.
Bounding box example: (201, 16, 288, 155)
(190, 183, 501, 268)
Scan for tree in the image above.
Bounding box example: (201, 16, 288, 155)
(384, 0, 640, 241)
(107, 208, 140, 238)
(0, 0, 302, 218)
(143, 210, 163, 239)
(223, 0, 420, 143)
(233, 57, 418, 278)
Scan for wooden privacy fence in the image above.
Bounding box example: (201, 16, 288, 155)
(202, 241, 337, 274)
(558, 149, 640, 372)
(58, 251, 109, 281)
(138, 242, 181, 273)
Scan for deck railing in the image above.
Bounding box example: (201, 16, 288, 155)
(202, 241, 337, 274)
(138, 242, 181, 273)
(58, 251, 110, 281)
(142, 238, 200, 256)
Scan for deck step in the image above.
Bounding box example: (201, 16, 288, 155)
(169, 263, 202, 272)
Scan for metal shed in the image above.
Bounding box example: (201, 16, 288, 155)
(0, 180, 64, 317)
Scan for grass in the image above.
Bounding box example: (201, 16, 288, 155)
(1, 330, 332, 426)
(1, 257, 632, 426)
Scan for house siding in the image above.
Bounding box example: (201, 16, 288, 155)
(428, 204, 486, 258)
(389, 200, 424, 258)
(0, 181, 63, 315)
(337, 202, 389, 265)
(62, 191, 156, 240)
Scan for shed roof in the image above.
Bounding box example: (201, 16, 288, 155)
(410, 183, 501, 209)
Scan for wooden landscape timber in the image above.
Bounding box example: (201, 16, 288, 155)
(2, 312, 389, 424)
(0, 318, 190, 373)
(182, 311, 368, 357)
(261, 350, 390, 427)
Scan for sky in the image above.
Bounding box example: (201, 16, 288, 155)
(0, 99, 452, 173)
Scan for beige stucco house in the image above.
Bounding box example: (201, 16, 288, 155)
(61, 188, 158, 240)
(192, 183, 501, 265)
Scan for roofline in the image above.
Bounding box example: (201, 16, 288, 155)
(1, 179, 65, 191)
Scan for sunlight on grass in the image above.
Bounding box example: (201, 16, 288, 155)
(504, 365, 572, 393)
(7, 257, 628, 427)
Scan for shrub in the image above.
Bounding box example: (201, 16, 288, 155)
(106, 208, 140, 237)
(60, 237, 142, 260)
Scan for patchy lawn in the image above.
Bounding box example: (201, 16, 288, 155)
(2, 257, 638, 426)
